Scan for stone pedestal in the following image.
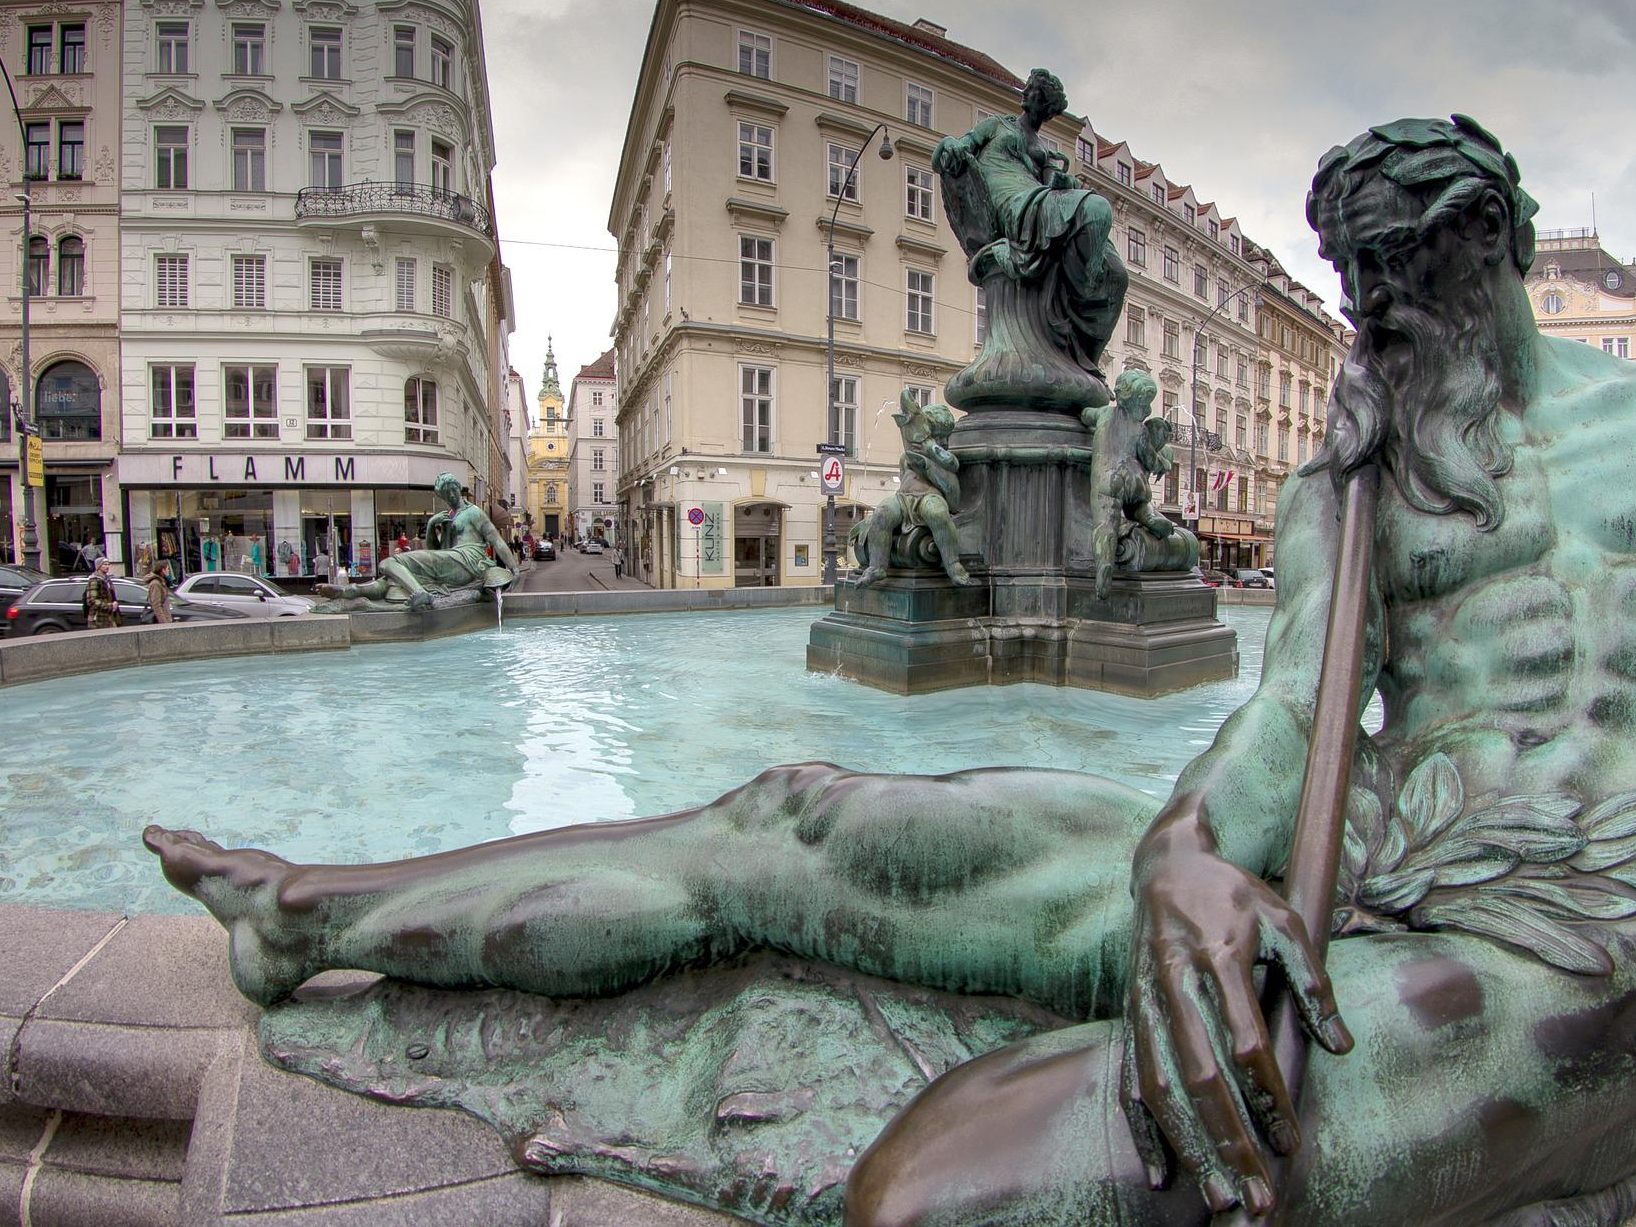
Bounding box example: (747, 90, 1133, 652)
(806, 406, 1239, 696)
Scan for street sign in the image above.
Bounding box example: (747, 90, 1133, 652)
(820, 455, 845, 494)
(816, 442, 847, 456)
(24, 434, 43, 488)
(687, 507, 705, 526)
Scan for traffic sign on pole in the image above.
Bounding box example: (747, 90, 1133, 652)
(819, 455, 845, 494)
(816, 442, 847, 456)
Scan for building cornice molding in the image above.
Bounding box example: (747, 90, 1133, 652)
(134, 86, 206, 118)
(894, 233, 945, 263)
(722, 88, 788, 119)
(290, 89, 362, 121)
(212, 86, 284, 122)
(725, 196, 787, 230)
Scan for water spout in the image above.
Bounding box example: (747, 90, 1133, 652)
(496, 587, 504, 631)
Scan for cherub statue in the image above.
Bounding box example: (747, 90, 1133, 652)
(1083, 370, 1179, 598)
(849, 391, 975, 587)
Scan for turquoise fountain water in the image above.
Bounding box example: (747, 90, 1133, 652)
(0, 605, 1310, 915)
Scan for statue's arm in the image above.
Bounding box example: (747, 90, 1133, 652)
(1120, 469, 1379, 1215)
(931, 117, 997, 178)
(477, 514, 519, 571)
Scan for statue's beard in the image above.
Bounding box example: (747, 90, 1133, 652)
(1310, 282, 1511, 530)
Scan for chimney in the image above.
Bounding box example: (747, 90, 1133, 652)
(912, 18, 947, 36)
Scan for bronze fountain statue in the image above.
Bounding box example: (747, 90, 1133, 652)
(147, 107, 1636, 1226)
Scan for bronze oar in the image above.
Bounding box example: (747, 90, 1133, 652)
(1221, 461, 1381, 1224)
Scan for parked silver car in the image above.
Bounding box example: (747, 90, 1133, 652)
(173, 572, 315, 618)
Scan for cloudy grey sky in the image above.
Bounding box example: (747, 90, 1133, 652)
(482, 0, 1636, 404)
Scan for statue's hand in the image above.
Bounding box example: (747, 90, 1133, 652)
(932, 139, 970, 177)
(1121, 811, 1352, 1216)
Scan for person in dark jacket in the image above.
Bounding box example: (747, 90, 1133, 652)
(84, 557, 121, 629)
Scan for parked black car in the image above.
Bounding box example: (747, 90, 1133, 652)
(0, 563, 48, 605)
(1234, 568, 1274, 589)
(2, 576, 250, 637)
(533, 539, 556, 561)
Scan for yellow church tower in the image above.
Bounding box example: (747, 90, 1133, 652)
(526, 338, 571, 538)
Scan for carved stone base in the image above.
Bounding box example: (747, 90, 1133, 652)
(808, 572, 1236, 696)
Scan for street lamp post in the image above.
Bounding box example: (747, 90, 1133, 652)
(823, 124, 893, 585)
(0, 56, 37, 572)
(1186, 280, 1263, 564)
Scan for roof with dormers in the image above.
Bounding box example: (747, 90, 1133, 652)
(789, 0, 1024, 90)
(1527, 239, 1636, 298)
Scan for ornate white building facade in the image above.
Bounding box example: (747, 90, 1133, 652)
(113, 0, 511, 579)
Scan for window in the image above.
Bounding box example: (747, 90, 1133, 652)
(828, 55, 858, 103)
(827, 143, 859, 201)
(309, 26, 341, 78)
(1151, 183, 1165, 205)
(155, 253, 188, 307)
(24, 236, 47, 296)
(1194, 264, 1208, 299)
(663, 140, 671, 192)
(1540, 293, 1563, 315)
(1236, 294, 1249, 323)
(1255, 421, 1268, 454)
(430, 36, 452, 89)
(740, 365, 773, 452)
(231, 127, 265, 191)
(56, 235, 83, 295)
(1076, 136, 1095, 164)
(309, 259, 342, 310)
(224, 364, 278, 439)
(306, 367, 350, 439)
(231, 23, 265, 75)
(1620, 338, 1632, 359)
(51, 119, 76, 178)
(1217, 278, 1230, 308)
(904, 384, 933, 408)
(59, 24, 85, 73)
(1162, 319, 1179, 359)
(394, 257, 416, 310)
(1126, 305, 1145, 347)
(1162, 392, 1179, 421)
(1126, 226, 1146, 266)
(975, 285, 988, 343)
(1299, 383, 1309, 416)
(1208, 219, 1220, 241)
(393, 25, 416, 77)
(737, 121, 773, 181)
(1236, 415, 1247, 448)
(154, 125, 189, 188)
(905, 82, 933, 127)
(905, 166, 935, 221)
(906, 268, 934, 334)
(831, 374, 858, 454)
(1236, 357, 1249, 387)
(737, 29, 770, 78)
(591, 390, 604, 407)
(1216, 346, 1229, 378)
(432, 264, 452, 317)
(1183, 204, 1196, 224)
(1162, 246, 1179, 283)
(829, 252, 858, 320)
(431, 140, 453, 197)
(156, 21, 189, 72)
(591, 447, 605, 471)
(26, 26, 51, 75)
(394, 129, 415, 189)
(1116, 161, 1132, 187)
(1279, 371, 1291, 407)
(308, 130, 342, 188)
(150, 365, 196, 439)
(232, 254, 266, 308)
(592, 417, 605, 437)
(1230, 234, 1241, 256)
(23, 123, 48, 180)
(739, 235, 774, 306)
(1277, 427, 1289, 462)
(1257, 367, 1271, 399)
(404, 376, 438, 443)
(1298, 433, 1309, 464)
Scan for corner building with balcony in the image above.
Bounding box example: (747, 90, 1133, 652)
(114, 0, 511, 580)
(0, 1, 124, 571)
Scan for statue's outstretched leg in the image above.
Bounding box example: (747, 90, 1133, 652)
(846, 929, 1636, 1226)
(145, 764, 1153, 1015)
(316, 577, 390, 601)
(854, 505, 904, 586)
(378, 556, 433, 611)
(921, 496, 973, 585)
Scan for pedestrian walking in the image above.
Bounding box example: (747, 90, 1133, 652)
(83, 557, 122, 629)
(612, 545, 624, 580)
(144, 560, 174, 624)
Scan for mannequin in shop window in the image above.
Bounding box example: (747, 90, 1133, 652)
(314, 473, 518, 612)
(202, 536, 221, 572)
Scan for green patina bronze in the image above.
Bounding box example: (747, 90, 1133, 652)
(848, 390, 974, 587)
(312, 472, 518, 612)
(147, 114, 1636, 1225)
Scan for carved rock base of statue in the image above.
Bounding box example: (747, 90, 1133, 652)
(261, 952, 1062, 1227)
(309, 584, 491, 615)
(808, 407, 1237, 696)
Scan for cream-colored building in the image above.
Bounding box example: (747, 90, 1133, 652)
(1526, 228, 1636, 360)
(565, 346, 617, 548)
(609, 0, 1345, 586)
(0, 0, 123, 571)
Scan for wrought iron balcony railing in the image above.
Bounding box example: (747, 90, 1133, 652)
(1169, 422, 1223, 452)
(295, 182, 494, 240)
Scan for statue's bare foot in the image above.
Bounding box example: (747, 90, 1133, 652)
(142, 826, 316, 1006)
(407, 590, 434, 612)
(947, 564, 977, 586)
(853, 567, 883, 588)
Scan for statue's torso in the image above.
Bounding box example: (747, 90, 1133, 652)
(1375, 345, 1636, 803)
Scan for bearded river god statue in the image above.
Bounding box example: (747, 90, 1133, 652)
(311, 472, 517, 612)
(146, 117, 1636, 1225)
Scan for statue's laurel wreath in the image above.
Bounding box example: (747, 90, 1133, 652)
(1335, 752, 1636, 975)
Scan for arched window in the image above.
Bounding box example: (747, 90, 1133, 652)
(25, 235, 47, 297)
(404, 375, 438, 444)
(56, 235, 84, 296)
(1542, 292, 1564, 315)
(35, 359, 100, 441)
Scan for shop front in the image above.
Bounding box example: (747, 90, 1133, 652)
(1196, 513, 1271, 572)
(116, 450, 472, 584)
(733, 501, 784, 587)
